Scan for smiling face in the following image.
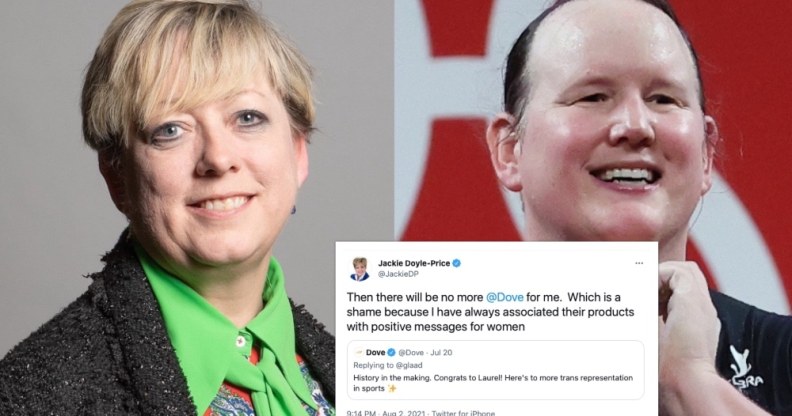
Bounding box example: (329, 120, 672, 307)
(489, 0, 716, 261)
(354, 263, 367, 277)
(106, 71, 308, 282)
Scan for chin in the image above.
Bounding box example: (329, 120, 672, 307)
(588, 215, 663, 242)
(189, 235, 267, 267)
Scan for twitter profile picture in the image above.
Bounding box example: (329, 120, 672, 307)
(351, 257, 369, 282)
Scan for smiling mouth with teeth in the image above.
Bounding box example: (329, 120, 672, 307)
(196, 196, 250, 212)
(593, 168, 660, 185)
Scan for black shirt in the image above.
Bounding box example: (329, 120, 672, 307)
(712, 291, 792, 415)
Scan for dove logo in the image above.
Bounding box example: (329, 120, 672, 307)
(729, 345, 764, 391)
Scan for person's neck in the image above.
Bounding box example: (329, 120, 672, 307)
(196, 276, 266, 328)
(172, 257, 270, 328)
(657, 231, 688, 263)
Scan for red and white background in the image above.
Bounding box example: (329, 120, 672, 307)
(395, 0, 792, 313)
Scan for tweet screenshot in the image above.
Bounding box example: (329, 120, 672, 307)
(336, 242, 658, 415)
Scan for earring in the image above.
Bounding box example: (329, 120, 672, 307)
(291, 205, 296, 215)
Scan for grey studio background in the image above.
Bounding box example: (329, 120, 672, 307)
(0, 1, 393, 356)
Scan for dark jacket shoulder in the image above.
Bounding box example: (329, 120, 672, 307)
(0, 239, 194, 415)
(0, 282, 152, 414)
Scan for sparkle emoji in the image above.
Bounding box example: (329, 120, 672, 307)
(388, 384, 397, 393)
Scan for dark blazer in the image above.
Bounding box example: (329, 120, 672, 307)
(0, 234, 335, 415)
(350, 272, 369, 282)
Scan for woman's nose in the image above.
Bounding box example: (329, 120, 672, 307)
(608, 96, 656, 148)
(195, 126, 240, 176)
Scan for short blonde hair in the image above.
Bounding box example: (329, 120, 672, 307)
(353, 257, 367, 268)
(82, 0, 314, 164)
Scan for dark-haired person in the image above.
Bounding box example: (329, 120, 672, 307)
(0, 1, 334, 414)
(487, 0, 790, 414)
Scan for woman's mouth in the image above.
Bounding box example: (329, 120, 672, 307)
(196, 196, 250, 212)
(592, 168, 661, 186)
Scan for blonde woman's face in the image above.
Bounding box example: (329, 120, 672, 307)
(115, 71, 308, 279)
(355, 263, 367, 277)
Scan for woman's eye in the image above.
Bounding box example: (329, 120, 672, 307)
(149, 123, 183, 143)
(237, 110, 267, 127)
(578, 93, 608, 103)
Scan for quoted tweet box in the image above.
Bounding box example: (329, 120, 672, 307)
(336, 242, 658, 415)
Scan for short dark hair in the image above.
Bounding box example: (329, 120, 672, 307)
(502, 0, 705, 126)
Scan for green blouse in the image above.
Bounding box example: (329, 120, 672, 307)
(135, 246, 316, 415)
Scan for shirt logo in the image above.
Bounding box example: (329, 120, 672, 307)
(729, 345, 764, 391)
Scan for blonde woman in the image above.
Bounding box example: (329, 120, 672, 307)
(0, 1, 334, 414)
